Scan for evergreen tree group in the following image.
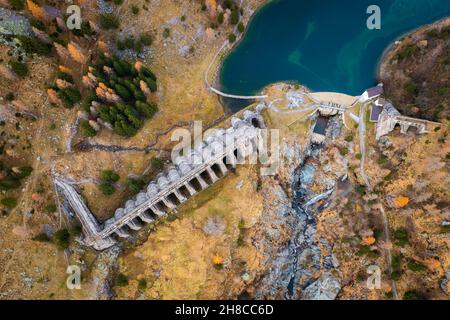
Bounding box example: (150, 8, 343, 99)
(86, 53, 158, 137)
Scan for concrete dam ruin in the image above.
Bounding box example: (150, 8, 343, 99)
(55, 110, 266, 250)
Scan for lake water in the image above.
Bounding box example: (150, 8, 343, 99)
(220, 0, 450, 97)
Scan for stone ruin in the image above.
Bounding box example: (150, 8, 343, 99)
(375, 99, 440, 140)
(55, 110, 266, 250)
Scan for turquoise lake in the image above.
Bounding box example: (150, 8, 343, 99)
(220, 0, 450, 96)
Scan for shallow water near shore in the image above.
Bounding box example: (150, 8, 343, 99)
(220, 0, 450, 97)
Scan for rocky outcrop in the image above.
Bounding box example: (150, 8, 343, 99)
(301, 272, 341, 300)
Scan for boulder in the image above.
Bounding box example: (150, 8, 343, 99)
(301, 272, 341, 300)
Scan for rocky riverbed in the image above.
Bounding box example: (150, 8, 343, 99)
(244, 115, 346, 300)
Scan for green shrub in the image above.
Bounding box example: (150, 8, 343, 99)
(163, 28, 171, 38)
(58, 87, 81, 108)
(57, 71, 74, 83)
(16, 35, 52, 55)
(80, 120, 97, 137)
(115, 84, 133, 101)
(391, 271, 402, 281)
(138, 279, 147, 291)
(115, 273, 129, 287)
(217, 12, 224, 24)
(100, 170, 120, 183)
(377, 155, 388, 165)
(116, 40, 126, 50)
(356, 245, 379, 258)
(45, 203, 57, 213)
(136, 101, 157, 118)
(407, 261, 427, 272)
(393, 229, 409, 247)
(9, 0, 25, 10)
(99, 14, 120, 29)
(391, 254, 403, 280)
(134, 41, 143, 53)
(339, 147, 349, 156)
(396, 44, 417, 60)
(54, 229, 70, 250)
(32, 233, 51, 242)
(9, 61, 29, 77)
(131, 5, 139, 15)
(124, 37, 135, 49)
(373, 229, 383, 241)
(72, 21, 94, 37)
(237, 236, 245, 247)
(150, 157, 163, 171)
(213, 263, 224, 270)
(0, 178, 21, 191)
(355, 185, 366, 196)
(228, 33, 237, 43)
(355, 153, 362, 160)
(69, 225, 83, 237)
(238, 219, 245, 229)
(99, 183, 115, 196)
(404, 81, 418, 95)
(144, 78, 157, 92)
(438, 87, 449, 96)
(5, 92, 15, 101)
(12, 166, 33, 179)
(238, 22, 245, 33)
(1, 197, 17, 208)
(345, 135, 354, 142)
(403, 290, 423, 300)
(427, 28, 439, 38)
(141, 67, 157, 81)
(230, 10, 239, 25)
(139, 33, 153, 46)
(126, 176, 146, 193)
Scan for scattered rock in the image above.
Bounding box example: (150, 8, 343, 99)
(301, 272, 341, 300)
(202, 216, 226, 236)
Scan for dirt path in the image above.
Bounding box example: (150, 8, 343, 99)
(358, 104, 398, 299)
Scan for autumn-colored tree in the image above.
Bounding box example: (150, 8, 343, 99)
(96, 40, 109, 54)
(26, 0, 51, 23)
(68, 41, 88, 65)
(58, 65, 73, 75)
(54, 43, 71, 63)
(134, 61, 143, 72)
(31, 27, 51, 44)
(139, 80, 152, 99)
(82, 75, 96, 88)
(55, 79, 72, 90)
(394, 196, 410, 208)
(362, 236, 376, 246)
(212, 255, 223, 265)
(56, 17, 68, 32)
(47, 89, 63, 106)
(206, 0, 218, 19)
